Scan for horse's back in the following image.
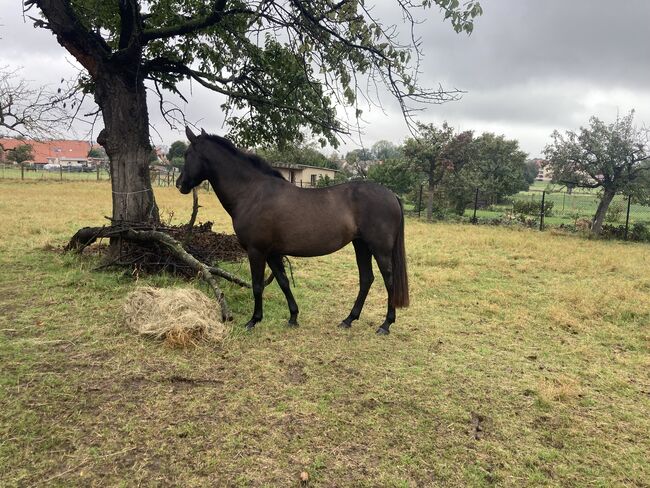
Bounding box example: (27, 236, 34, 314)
(235, 180, 401, 257)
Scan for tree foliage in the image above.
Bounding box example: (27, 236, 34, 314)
(442, 133, 528, 214)
(257, 141, 337, 169)
(167, 140, 188, 161)
(402, 121, 457, 220)
(6, 144, 34, 164)
(371, 140, 401, 160)
(26, 0, 482, 149)
(543, 111, 650, 234)
(367, 158, 417, 194)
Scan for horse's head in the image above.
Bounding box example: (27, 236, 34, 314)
(176, 126, 209, 194)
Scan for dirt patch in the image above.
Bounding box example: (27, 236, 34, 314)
(470, 411, 489, 440)
(285, 363, 308, 384)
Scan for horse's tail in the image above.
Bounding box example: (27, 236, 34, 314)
(392, 196, 410, 308)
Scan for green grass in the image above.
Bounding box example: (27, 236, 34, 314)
(0, 165, 110, 181)
(473, 186, 650, 226)
(1, 180, 649, 486)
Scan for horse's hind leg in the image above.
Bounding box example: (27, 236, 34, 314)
(339, 239, 374, 329)
(267, 255, 299, 327)
(373, 252, 395, 335)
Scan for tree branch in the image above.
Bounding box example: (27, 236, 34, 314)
(141, 0, 228, 42)
(25, 0, 111, 76)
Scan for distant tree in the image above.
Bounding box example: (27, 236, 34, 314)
(442, 133, 527, 214)
(88, 147, 106, 158)
(367, 158, 417, 195)
(258, 142, 336, 169)
(148, 149, 160, 164)
(167, 140, 188, 163)
(403, 122, 456, 221)
(7, 144, 34, 164)
(543, 111, 650, 234)
(0, 68, 72, 142)
(343, 148, 375, 177)
(345, 148, 374, 162)
(471, 133, 529, 201)
(371, 140, 401, 161)
(524, 160, 539, 185)
(170, 157, 185, 170)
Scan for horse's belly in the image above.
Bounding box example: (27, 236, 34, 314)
(278, 223, 354, 257)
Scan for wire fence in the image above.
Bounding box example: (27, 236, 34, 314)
(3, 162, 650, 242)
(0, 163, 179, 186)
(0, 163, 324, 188)
(412, 185, 650, 242)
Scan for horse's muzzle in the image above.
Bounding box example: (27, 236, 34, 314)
(175, 173, 191, 193)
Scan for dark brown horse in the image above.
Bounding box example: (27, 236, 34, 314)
(176, 127, 408, 334)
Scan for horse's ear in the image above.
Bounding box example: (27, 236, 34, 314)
(201, 128, 207, 136)
(185, 126, 198, 144)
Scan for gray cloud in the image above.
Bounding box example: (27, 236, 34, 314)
(1, 0, 648, 158)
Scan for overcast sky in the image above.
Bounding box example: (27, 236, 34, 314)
(1, 0, 649, 158)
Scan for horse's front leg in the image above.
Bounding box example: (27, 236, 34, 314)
(245, 249, 266, 330)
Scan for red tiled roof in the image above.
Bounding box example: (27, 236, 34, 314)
(0, 138, 92, 164)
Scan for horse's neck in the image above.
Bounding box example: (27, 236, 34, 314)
(206, 158, 267, 217)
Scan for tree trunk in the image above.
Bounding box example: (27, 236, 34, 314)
(591, 187, 616, 235)
(95, 72, 159, 224)
(426, 181, 435, 221)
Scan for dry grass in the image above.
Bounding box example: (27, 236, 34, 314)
(1, 179, 649, 487)
(124, 286, 228, 347)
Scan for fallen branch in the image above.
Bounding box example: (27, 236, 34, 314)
(208, 265, 251, 288)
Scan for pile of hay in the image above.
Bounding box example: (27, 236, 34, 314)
(124, 286, 228, 347)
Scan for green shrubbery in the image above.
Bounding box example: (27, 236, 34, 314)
(512, 199, 554, 217)
(599, 222, 650, 242)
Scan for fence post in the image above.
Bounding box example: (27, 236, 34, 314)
(96, 165, 100, 181)
(417, 184, 423, 218)
(60, 165, 63, 181)
(472, 187, 479, 223)
(21, 163, 25, 180)
(539, 190, 546, 230)
(624, 194, 632, 241)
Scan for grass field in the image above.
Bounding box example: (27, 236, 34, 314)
(1, 180, 649, 487)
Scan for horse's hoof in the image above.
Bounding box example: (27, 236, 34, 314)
(338, 321, 351, 329)
(287, 320, 299, 328)
(376, 327, 390, 335)
(244, 321, 256, 331)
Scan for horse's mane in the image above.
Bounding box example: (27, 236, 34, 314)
(203, 134, 285, 180)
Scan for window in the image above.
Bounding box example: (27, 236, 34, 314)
(310, 174, 317, 186)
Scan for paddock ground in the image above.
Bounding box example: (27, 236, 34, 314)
(1, 180, 648, 487)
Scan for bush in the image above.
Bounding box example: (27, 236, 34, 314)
(605, 200, 625, 222)
(512, 199, 554, 217)
(600, 222, 650, 242)
(630, 222, 650, 242)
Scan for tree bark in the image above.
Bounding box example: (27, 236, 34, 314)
(426, 181, 435, 221)
(95, 71, 159, 224)
(591, 187, 616, 235)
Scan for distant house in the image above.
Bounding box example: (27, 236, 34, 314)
(271, 163, 339, 187)
(530, 158, 552, 181)
(0, 138, 97, 166)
